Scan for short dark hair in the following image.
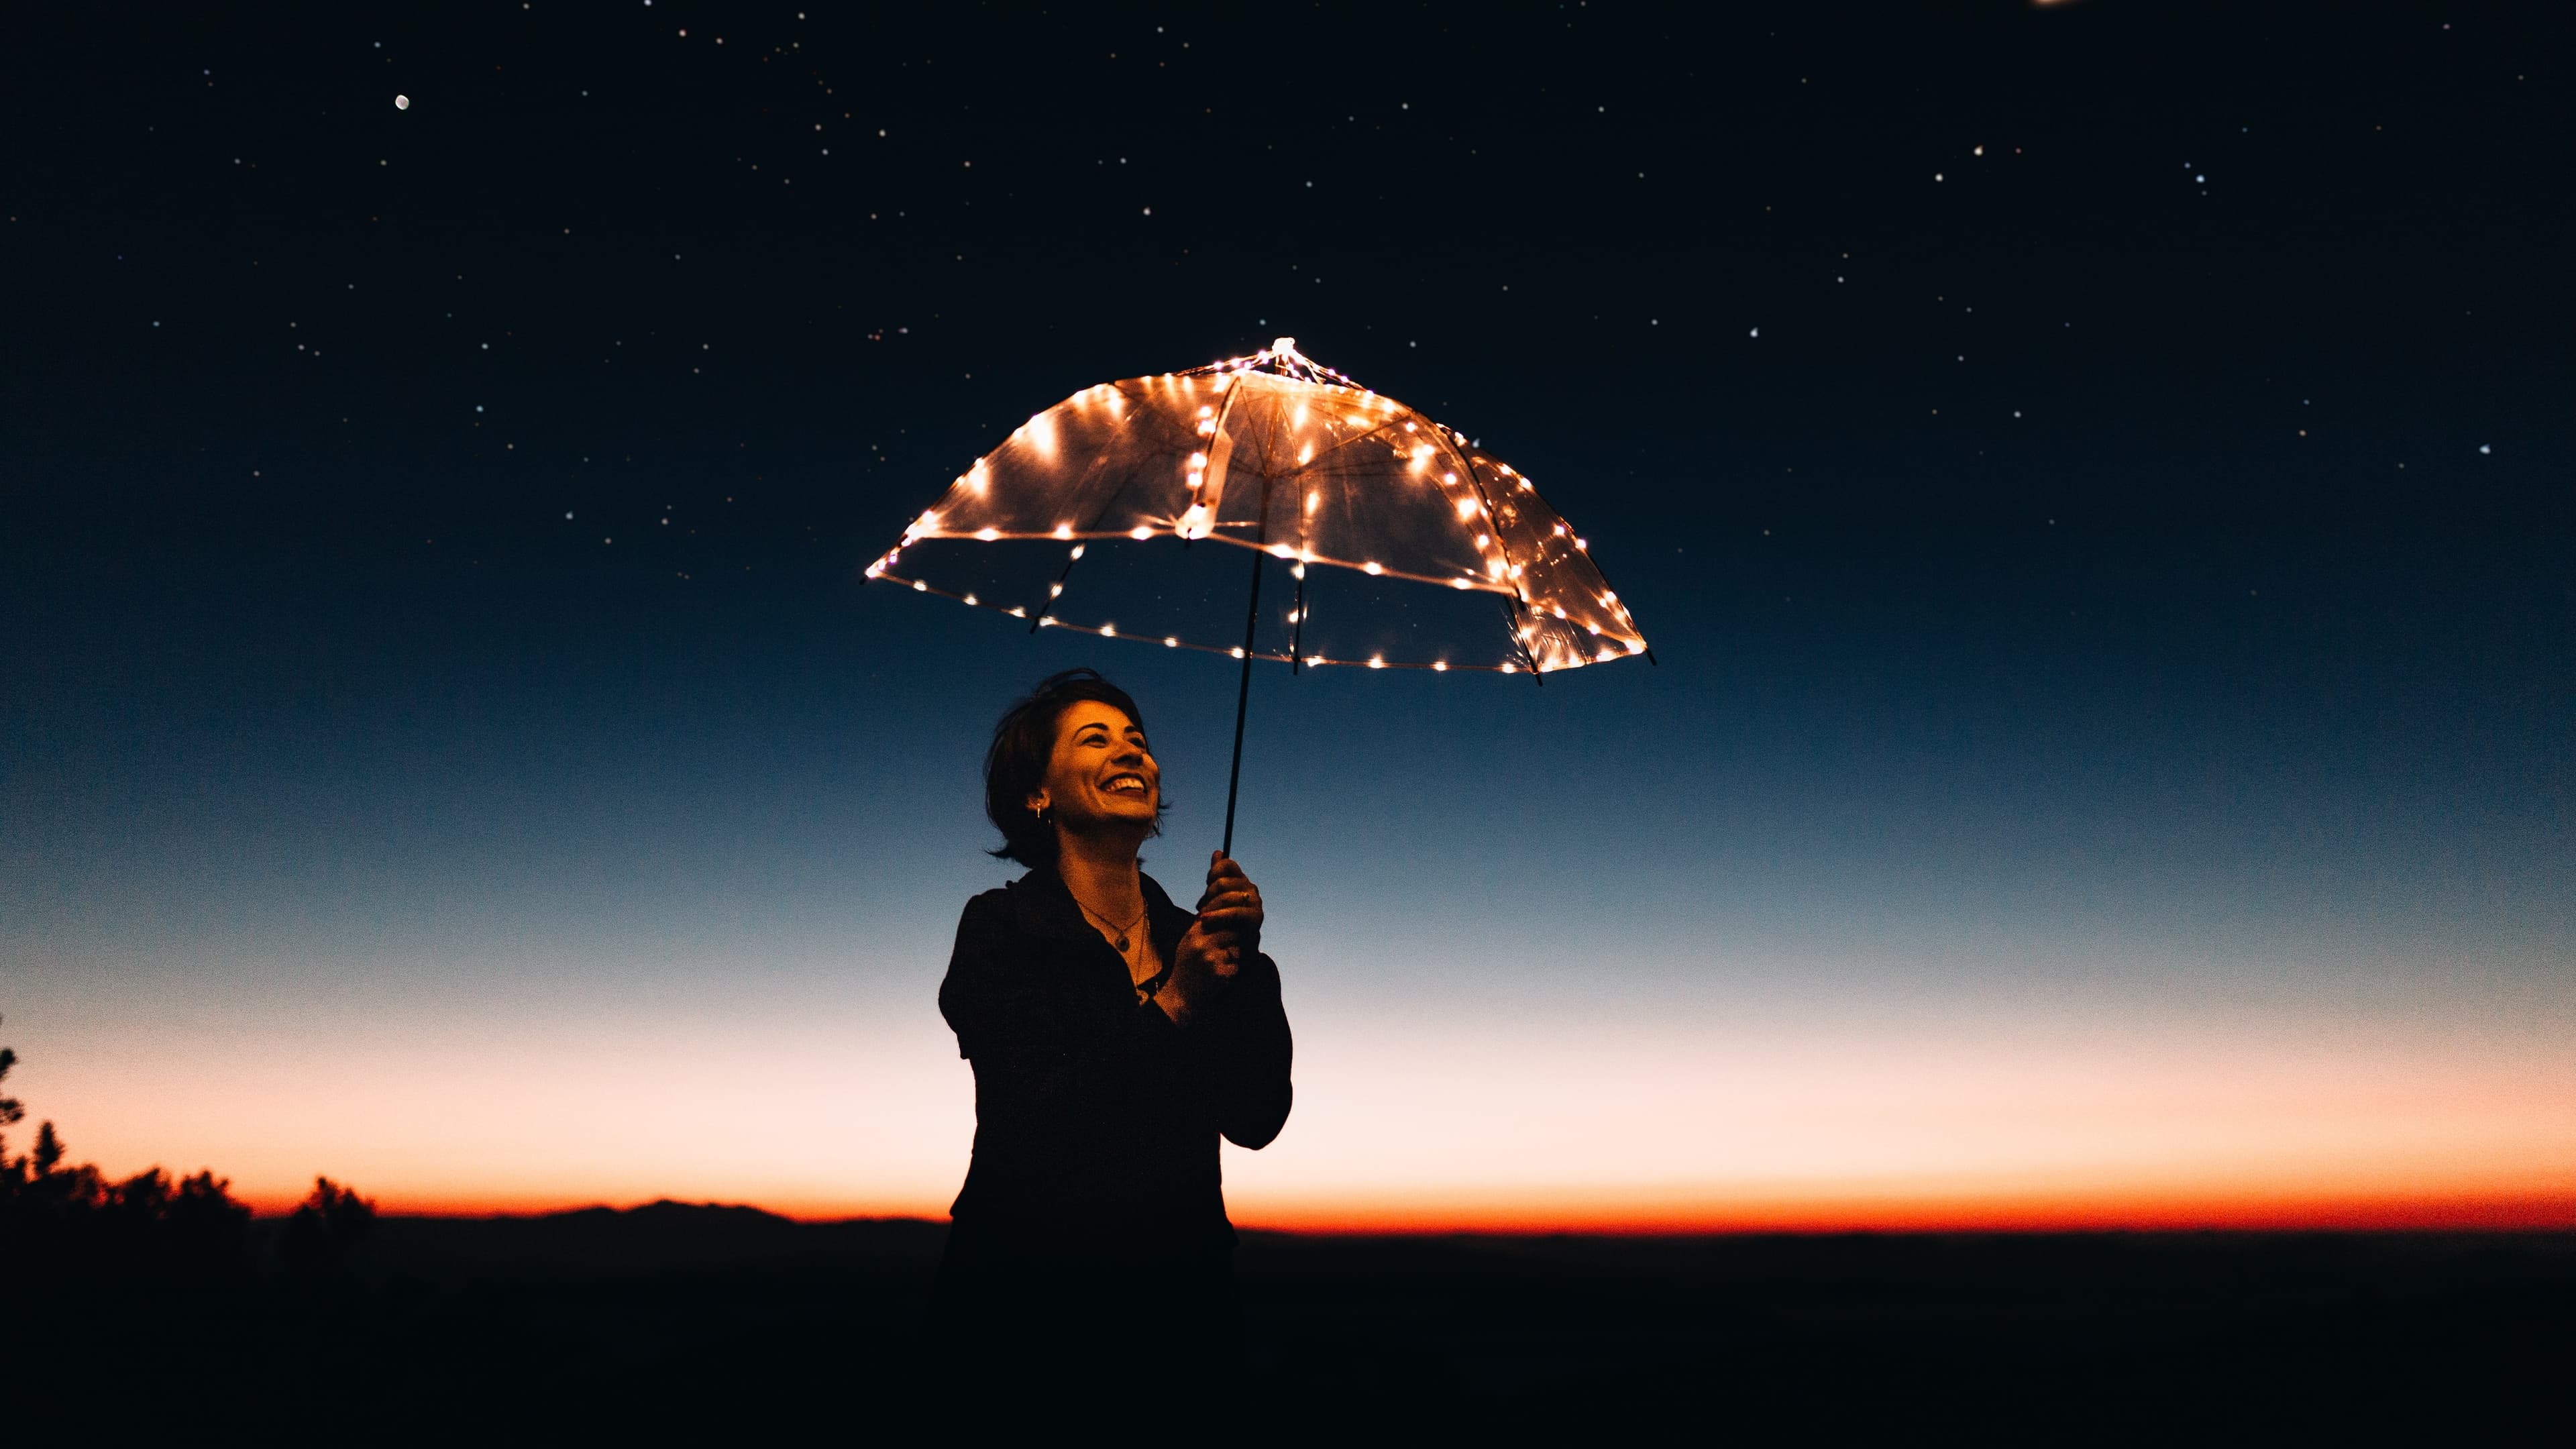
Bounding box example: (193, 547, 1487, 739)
(983, 667, 1164, 867)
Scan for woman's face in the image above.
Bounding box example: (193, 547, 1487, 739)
(1029, 700, 1161, 837)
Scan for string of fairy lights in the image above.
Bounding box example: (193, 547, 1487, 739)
(866, 339, 1648, 675)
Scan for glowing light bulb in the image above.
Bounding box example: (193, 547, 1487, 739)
(864, 563, 883, 578)
(1008, 606, 1026, 618)
(1269, 543, 1293, 559)
(1053, 524, 1074, 540)
(1291, 563, 1306, 580)
(1363, 561, 1383, 575)
(1626, 639, 1646, 654)
(912, 580, 927, 592)
(1177, 503, 1212, 538)
(1069, 545, 1085, 559)
(975, 527, 1000, 541)
(963, 593, 979, 606)
(1100, 623, 1117, 637)
(1501, 662, 1517, 674)
(1432, 660, 1449, 672)
(1574, 537, 1588, 550)
(1454, 498, 1478, 520)
(1165, 637, 1179, 648)
(1130, 526, 1155, 540)
(1049, 583, 1065, 596)
(1450, 578, 1473, 590)
(1367, 655, 1385, 669)
(1230, 647, 1246, 659)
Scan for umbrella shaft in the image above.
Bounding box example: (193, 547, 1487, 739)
(1221, 545, 1263, 857)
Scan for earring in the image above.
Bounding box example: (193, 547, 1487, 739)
(1033, 803, 1052, 826)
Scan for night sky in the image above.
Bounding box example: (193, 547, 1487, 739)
(5, 1, 2569, 1226)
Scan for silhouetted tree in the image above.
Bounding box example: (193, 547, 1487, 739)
(0, 1026, 252, 1277)
(280, 1175, 378, 1278)
(0, 1040, 21, 1134)
(0, 1034, 24, 1200)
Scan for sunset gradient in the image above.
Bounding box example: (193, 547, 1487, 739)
(13, 733, 2571, 1232)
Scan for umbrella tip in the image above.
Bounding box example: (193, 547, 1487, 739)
(1271, 336, 1297, 356)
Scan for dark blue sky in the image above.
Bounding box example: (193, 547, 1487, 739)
(3, 2, 2568, 1220)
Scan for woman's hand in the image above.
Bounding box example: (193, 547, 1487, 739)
(1193, 851, 1263, 962)
(1163, 852, 1263, 1021)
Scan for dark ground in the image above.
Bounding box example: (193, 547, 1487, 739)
(21, 1201, 2571, 1438)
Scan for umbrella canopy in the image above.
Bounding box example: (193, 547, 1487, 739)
(867, 339, 1650, 676)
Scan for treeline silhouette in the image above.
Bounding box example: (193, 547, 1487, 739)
(3, 1025, 378, 1285)
(1, 1019, 948, 1434)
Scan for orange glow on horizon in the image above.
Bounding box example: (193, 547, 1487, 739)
(239, 1185, 2576, 1234)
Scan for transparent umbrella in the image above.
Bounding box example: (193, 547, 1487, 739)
(868, 338, 1652, 848)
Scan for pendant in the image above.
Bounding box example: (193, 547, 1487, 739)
(1114, 935, 1130, 952)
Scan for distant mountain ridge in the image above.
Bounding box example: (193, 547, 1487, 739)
(360, 1200, 947, 1279)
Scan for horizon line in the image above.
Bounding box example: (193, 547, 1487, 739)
(239, 1190, 2576, 1234)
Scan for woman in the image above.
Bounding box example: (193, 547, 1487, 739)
(931, 668, 1293, 1384)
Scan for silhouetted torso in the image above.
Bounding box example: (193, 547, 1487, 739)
(931, 867, 1293, 1380)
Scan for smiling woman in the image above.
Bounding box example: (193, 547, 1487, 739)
(931, 669, 1294, 1397)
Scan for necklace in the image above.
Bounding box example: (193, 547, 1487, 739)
(1074, 896, 1148, 955)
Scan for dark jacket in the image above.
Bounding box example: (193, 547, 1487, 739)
(936, 865, 1293, 1259)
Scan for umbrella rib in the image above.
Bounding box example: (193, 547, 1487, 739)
(1426, 428, 1544, 676)
(1269, 415, 1410, 480)
(1032, 415, 1163, 629)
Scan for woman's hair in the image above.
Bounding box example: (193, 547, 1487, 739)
(983, 667, 1165, 867)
